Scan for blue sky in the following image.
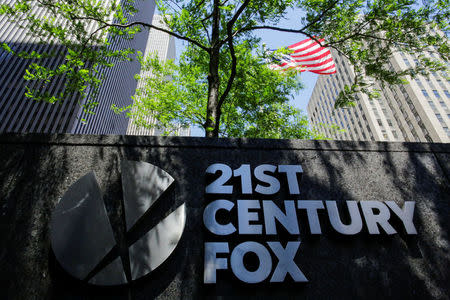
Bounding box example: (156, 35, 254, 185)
(171, 8, 318, 136)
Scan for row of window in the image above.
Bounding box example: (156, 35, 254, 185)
(422, 89, 450, 99)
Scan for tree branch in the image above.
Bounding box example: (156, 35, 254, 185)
(71, 17, 210, 51)
(326, 44, 350, 60)
(191, 111, 205, 125)
(168, 0, 183, 12)
(214, 0, 252, 134)
(239, 25, 306, 34)
(220, 0, 339, 46)
(223, 25, 309, 46)
(298, 0, 340, 33)
(202, 19, 211, 43)
(201, 11, 214, 23)
(321, 21, 372, 47)
(217, 34, 237, 111)
(194, 0, 207, 11)
(219, 0, 251, 47)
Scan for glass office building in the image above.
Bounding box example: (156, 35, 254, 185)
(0, 0, 156, 134)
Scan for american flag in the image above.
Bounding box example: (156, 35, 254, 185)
(267, 38, 336, 75)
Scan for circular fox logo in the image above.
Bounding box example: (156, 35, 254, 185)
(50, 160, 185, 286)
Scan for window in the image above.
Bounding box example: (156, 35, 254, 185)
(436, 113, 444, 123)
(392, 131, 398, 139)
(422, 90, 430, 98)
(403, 58, 411, 67)
(394, 93, 400, 102)
(444, 90, 450, 98)
(377, 119, 383, 126)
(444, 127, 450, 137)
(373, 108, 380, 117)
(433, 90, 441, 98)
(440, 101, 448, 109)
(426, 78, 437, 90)
(437, 79, 446, 90)
(387, 119, 393, 127)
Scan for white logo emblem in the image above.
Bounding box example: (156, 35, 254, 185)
(50, 160, 185, 286)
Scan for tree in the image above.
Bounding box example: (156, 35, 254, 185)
(1, 0, 449, 137)
(115, 37, 324, 138)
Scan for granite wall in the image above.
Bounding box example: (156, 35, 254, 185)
(0, 134, 448, 299)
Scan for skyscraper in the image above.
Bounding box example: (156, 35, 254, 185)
(307, 50, 450, 143)
(0, 0, 156, 134)
(126, 15, 190, 136)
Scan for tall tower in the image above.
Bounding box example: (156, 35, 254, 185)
(307, 50, 450, 143)
(0, 0, 156, 135)
(126, 15, 190, 136)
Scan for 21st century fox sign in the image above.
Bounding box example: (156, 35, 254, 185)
(202, 163, 417, 284)
(50, 160, 417, 286)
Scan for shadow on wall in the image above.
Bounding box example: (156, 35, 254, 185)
(304, 139, 450, 299)
(0, 134, 448, 299)
(0, 133, 72, 298)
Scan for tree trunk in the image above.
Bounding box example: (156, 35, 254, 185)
(204, 0, 221, 138)
(205, 48, 220, 138)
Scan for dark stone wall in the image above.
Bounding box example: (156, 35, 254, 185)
(0, 134, 449, 300)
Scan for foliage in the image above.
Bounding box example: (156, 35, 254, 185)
(304, 0, 450, 107)
(114, 39, 323, 139)
(1, 0, 449, 137)
(0, 0, 141, 114)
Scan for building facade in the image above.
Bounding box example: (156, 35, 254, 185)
(307, 50, 450, 143)
(0, 0, 156, 135)
(126, 15, 190, 136)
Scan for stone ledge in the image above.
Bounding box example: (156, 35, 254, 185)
(0, 133, 449, 153)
